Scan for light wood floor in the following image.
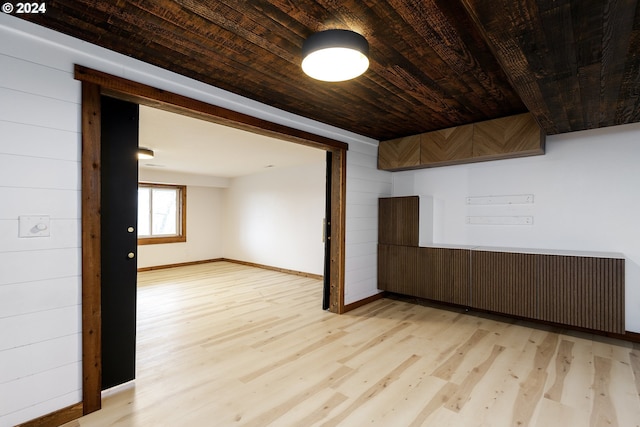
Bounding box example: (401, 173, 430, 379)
(62, 261, 640, 427)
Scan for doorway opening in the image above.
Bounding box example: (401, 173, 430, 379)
(135, 104, 329, 279)
(77, 65, 347, 416)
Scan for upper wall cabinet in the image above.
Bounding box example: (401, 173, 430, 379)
(378, 134, 421, 170)
(420, 123, 474, 165)
(378, 113, 545, 171)
(472, 113, 545, 161)
(378, 196, 419, 246)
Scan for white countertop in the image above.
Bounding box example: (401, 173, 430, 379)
(417, 244, 624, 259)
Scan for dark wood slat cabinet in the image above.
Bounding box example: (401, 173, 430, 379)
(379, 245, 471, 306)
(378, 196, 419, 246)
(538, 255, 625, 333)
(471, 251, 538, 319)
(377, 197, 626, 334)
(378, 244, 419, 297)
(418, 247, 470, 306)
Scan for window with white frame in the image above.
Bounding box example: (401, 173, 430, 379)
(137, 183, 186, 244)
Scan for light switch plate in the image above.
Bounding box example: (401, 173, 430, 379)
(19, 215, 50, 237)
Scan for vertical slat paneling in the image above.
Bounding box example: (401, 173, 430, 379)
(394, 197, 419, 247)
(539, 255, 625, 333)
(378, 196, 419, 246)
(471, 251, 537, 318)
(377, 244, 418, 295)
(378, 198, 393, 245)
(418, 247, 471, 305)
(377, 244, 391, 291)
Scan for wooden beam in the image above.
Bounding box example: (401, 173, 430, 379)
(330, 148, 347, 314)
(74, 65, 349, 152)
(80, 81, 102, 415)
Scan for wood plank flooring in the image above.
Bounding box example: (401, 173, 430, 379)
(62, 261, 640, 426)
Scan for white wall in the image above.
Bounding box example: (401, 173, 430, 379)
(392, 123, 640, 332)
(344, 141, 393, 304)
(0, 33, 83, 427)
(138, 185, 224, 267)
(137, 170, 226, 269)
(0, 13, 381, 426)
(223, 161, 326, 275)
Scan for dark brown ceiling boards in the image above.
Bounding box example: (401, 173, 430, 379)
(16, 0, 640, 139)
(461, 0, 640, 134)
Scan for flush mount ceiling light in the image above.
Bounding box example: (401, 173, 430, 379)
(137, 147, 154, 160)
(302, 29, 369, 82)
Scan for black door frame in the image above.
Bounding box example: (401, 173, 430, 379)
(77, 65, 347, 416)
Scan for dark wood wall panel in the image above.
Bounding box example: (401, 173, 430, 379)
(418, 247, 471, 305)
(539, 255, 625, 334)
(471, 251, 538, 318)
(461, 0, 640, 135)
(378, 196, 419, 246)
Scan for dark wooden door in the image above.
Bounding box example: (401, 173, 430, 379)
(323, 151, 332, 310)
(100, 96, 139, 390)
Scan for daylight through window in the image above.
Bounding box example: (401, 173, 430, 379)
(138, 183, 186, 245)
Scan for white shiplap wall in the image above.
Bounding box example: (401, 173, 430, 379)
(0, 46, 83, 426)
(344, 141, 392, 304)
(0, 13, 387, 426)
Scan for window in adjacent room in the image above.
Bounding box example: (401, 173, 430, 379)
(137, 183, 186, 244)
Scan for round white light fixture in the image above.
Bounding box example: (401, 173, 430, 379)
(137, 147, 154, 160)
(302, 29, 369, 82)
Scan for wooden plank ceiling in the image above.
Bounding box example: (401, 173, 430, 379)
(16, 0, 640, 140)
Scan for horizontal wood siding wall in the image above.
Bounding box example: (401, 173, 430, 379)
(344, 142, 392, 305)
(0, 32, 83, 426)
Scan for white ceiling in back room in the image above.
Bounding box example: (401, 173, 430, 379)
(138, 105, 325, 178)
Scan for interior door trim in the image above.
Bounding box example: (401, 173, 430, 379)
(76, 65, 347, 416)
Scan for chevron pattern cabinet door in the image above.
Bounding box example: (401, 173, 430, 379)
(378, 134, 420, 170)
(420, 123, 473, 166)
(473, 113, 544, 160)
(377, 113, 544, 170)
